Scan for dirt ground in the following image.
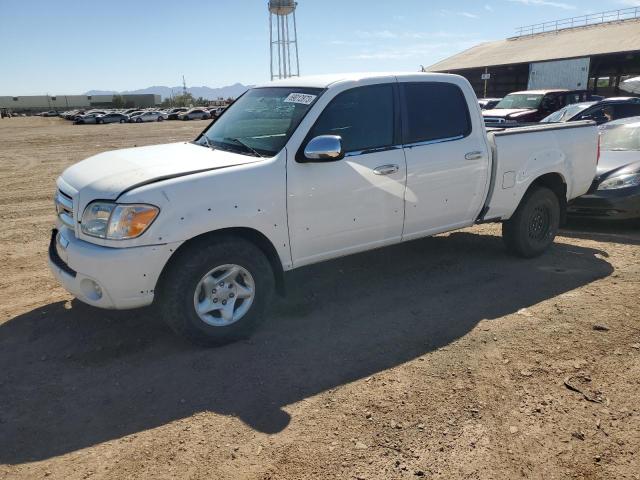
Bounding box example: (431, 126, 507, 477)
(0, 117, 638, 480)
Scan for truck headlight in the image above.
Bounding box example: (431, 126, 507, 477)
(597, 172, 640, 191)
(81, 202, 159, 239)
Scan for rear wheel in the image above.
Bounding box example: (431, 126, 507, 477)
(157, 236, 275, 346)
(136, 117, 142, 123)
(502, 186, 560, 258)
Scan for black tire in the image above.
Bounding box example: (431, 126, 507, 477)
(97, 119, 103, 124)
(502, 186, 560, 258)
(157, 116, 164, 122)
(136, 117, 142, 123)
(157, 235, 275, 346)
(120, 119, 126, 123)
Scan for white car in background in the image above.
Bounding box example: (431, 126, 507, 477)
(129, 111, 166, 123)
(177, 108, 211, 121)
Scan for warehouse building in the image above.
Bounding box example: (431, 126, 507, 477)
(428, 8, 640, 99)
(0, 94, 161, 113)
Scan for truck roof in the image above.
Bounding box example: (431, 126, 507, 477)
(259, 72, 460, 89)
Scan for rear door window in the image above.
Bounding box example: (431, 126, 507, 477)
(307, 84, 395, 153)
(400, 82, 471, 145)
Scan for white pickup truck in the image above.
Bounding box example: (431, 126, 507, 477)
(49, 72, 599, 345)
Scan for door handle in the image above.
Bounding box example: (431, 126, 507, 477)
(373, 164, 399, 175)
(465, 151, 484, 161)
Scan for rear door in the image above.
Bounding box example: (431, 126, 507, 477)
(287, 82, 407, 267)
(400, 80, 491, 240)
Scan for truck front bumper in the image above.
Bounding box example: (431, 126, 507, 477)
(48, 227, 181, 309)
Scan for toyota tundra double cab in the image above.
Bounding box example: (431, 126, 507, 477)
(49, 73, 599, 345)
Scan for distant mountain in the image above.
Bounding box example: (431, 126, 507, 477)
(85, 83, 250, 100)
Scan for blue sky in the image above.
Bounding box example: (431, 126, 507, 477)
(1, 0, 638, 94)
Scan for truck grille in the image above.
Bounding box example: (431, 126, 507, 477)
(55, 189, 75, 228)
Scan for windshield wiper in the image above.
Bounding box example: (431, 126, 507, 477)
(199, 134, 215, 150)
(223, 137, 263, 158)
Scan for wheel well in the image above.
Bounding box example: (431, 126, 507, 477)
(528, 173, 568, 224)
(158, 227, 286, 296)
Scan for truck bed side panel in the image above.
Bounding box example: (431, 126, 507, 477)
(483, 121, 598, 220)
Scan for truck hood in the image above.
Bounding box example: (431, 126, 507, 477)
(482, 108, 536, 119)
(59, 142, 261, 199)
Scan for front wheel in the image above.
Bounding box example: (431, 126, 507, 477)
(502, 186, 560, 258)
(157, 236, 275, 346)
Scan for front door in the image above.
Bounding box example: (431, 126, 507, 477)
(287, 83, 406, 267)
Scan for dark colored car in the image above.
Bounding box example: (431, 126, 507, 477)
(568, 116, 640, 221)
(166, 108, 188, 120)
(483, 89, 590, 124)
(570, 97, 640, 125)
(542, 97, 640, 125)
(478, 98, 501, 110)
(96, 112, 129, 124)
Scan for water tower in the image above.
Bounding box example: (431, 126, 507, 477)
(268, 0, 300, 80)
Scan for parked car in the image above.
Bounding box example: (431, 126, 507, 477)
(49, 72, 598, 345)
(73, 113, 102, 124)
(166, 108, 188, 120)
(483, 89, 590, 124)
(41, 110, 60, 117)
(213, 106, 228, 117)
(478, 98, 501, 110)
(541, 97, 640, 125)
(540, 102, 596, 123)
(62, 110, 85, 120)
(129, 111, 165, 123)
(72, 110, 105, 121)
(568, 116, 640, 221)
(95, 112, 129, 124)
(178, 108, 211, 121)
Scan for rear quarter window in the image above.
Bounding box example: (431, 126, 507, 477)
(400, 82, 471, 144)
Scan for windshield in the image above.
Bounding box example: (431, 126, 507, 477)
(600, 123, 640, 151)
(495, 94, 544, 110)
(541, 103, 594, 123)
(200, 87, 323, 157)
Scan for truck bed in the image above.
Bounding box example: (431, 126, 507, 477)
(481, 120, 599, 221)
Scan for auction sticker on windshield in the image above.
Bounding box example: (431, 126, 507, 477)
(284, 93, 317, 105)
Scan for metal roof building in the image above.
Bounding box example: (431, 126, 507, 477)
(428, 8, 640, 98)
(0, 94, 161, 113)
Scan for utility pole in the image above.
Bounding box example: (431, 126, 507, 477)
(182, 76, 188, 97)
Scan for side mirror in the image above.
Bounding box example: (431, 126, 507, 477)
(303, 135, 344, 162)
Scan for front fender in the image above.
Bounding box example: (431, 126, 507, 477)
(117, 154, 293, 270)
